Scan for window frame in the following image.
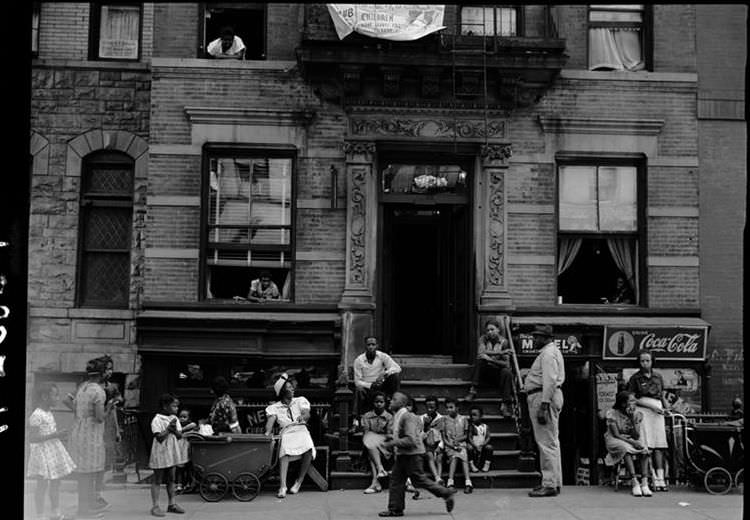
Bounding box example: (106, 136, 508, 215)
(88, 2, 143, 62)
(32, 2, 41, 58)
(75, 151, 135, 309)
(555, 153, 648, 307)
(197, 2, 267, 60)
(199, 144, 297, 303)
(587, 4, 652, 72)
(458, 5, 524, 37)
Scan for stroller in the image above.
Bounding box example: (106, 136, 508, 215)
(670, 413, 744, 495)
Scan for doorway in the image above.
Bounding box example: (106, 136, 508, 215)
(381, 204, 470, 360)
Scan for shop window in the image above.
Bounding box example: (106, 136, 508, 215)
(588, 5, 648, 71)
(460, 5, 519, 36)
(557, 162, 644, 305)
(89, 3, 142, 61)
(77, 152, 134, 308)
(202, 149, 294, 301)
(32, 2, 40, 57)
(200, 3, 266, 60)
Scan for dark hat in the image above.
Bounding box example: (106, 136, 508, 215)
(530, 325, 554, 338)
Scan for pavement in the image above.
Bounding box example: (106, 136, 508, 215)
(23, 478, 743, 520)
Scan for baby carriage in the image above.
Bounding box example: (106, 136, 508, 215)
(670, 413, 744, 495)
(186, 432, 280, 502)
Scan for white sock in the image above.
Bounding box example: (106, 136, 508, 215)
(465, 479, 472, 487)
(655, 469, 664, 481)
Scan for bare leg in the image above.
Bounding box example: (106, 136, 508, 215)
(448, 456, 457, 484)
(653, 449, 664, 471)
(35, 478, 49, 518)
(94, 470, 104, 502)
(294, 451, 313, 491)
(49, 479, 61, 517)
(278, 456, 289, 494)
(150, 469, 162, 508)
(165, 467, 176, 507)
(368, 447, 384, 474)
(623, 454, 636, 478)
(425, 451, 439, 480)
(461, 457, 472, 484)
(435, 451, 444, 482)
(368, 459, 379, 489)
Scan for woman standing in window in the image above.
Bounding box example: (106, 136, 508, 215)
(264, 373, 315, 498)
(626, 350, 670, 491)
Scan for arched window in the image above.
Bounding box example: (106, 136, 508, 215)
(77, 151, 134, 308)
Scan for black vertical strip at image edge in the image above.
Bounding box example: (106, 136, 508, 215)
(2, 2, 32, 518)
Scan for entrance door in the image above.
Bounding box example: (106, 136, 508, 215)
(381, 205, 469, 359)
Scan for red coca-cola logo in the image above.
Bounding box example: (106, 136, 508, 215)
(639, 333, 701, 353)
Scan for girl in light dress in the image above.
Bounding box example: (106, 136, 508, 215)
(264, 373, 316, 498)
(28, 382, 77, 520)
(604, 391, 652, 497)
(149, 394, 188, 517)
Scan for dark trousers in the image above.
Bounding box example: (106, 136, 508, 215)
(468, 443, 494, 467)
(471, 358, 514, 402)
(388, 453, 452, 513)
(353, 373, 400, 417)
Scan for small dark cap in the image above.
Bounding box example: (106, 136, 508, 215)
(530, 324, 554, 338)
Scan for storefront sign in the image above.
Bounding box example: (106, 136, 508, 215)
(516, 333, 586, 356)
(603, 326, 707, 361)
(327, 4, 445, 41)
(595, 373, 618, 419)
(622, 368, 702, 414)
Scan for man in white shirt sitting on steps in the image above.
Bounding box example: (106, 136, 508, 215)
(352, 336, 402, 429)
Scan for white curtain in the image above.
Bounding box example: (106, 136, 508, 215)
(589, 27, 644, 71)
(606, 238, 638, 301)
(99, 5, 140, 59)
(557, 237, 583, 276)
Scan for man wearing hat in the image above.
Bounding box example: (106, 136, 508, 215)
(523, 325, 565, 497)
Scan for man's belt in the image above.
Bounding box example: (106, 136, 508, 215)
(525, 386, 561, 395)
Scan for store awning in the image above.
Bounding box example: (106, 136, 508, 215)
(510, 315, 710, 328)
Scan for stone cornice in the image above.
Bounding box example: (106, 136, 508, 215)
(184, 107, 315, 126)
(538, 116, 665, 136)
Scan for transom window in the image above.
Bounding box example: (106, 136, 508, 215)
(202, 149, 294, 301)
(557, 162, 644, 305)
(200, 3, 266, 60)
(77, 152, 134, 308)
(588, 4, 646, 71)
(89, 3, 142, 61)
(460, 5, 519, 36)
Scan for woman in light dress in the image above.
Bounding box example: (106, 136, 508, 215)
(264, 373, 316, 498)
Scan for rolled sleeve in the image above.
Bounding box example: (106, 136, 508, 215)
(382, 353, 402, 376)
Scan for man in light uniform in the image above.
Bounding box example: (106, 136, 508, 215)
(523, 325, 565, 497)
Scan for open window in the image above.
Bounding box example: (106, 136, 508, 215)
(460, 5, 520, 36)
(201, 148, 294, 302)
(588, 4, 648, 71)
(89, 3, 142, 61)
(200, 3, 266, 60)
(556, 160, 645, 305)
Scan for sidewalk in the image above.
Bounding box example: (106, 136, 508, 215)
(23, 480, 742, 520)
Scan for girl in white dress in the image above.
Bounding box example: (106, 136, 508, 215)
(264, 373, 316, 498)
(149, 394, 188, 517)
(28, 383, 77, 520)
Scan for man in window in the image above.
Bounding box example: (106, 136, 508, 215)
(246, 271, 280, 302)
(207, 26, 246, 59)
(602, 275, 635, 304)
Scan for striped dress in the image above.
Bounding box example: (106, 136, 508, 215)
(149, 413, 187, 469)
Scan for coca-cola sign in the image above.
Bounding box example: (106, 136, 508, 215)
(603, 326, 708, 360)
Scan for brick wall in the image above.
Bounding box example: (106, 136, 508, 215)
(143, 258, 199, 301)
(153, 3, 198, 58)
(653, 5, 696, 73)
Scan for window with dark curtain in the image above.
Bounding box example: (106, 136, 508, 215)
(77, 152, 134, 308)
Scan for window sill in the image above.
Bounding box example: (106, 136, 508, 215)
(151, 57, 297, 71)
(561, 69, 697, 83)
(32, 59, 150, 71)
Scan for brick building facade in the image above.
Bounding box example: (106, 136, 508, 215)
(26, 3, 744, 485)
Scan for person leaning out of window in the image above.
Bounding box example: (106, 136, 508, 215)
(207, 26, 246, 59)
(234, 270, 281, 303)
(602, 275, 635, 304)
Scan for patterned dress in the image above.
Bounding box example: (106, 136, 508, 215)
(68, 382, 106, 473)
(440, 414, 469, 461)
(149, 413, 187, 469)
(209, 394, 239, 433)
(27, 408, 77, 480)
(604, 408, 649, 465)
(265, 397, 316, 459)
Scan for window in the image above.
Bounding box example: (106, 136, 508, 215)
(382, 164, 469, 195)
(556, 161, 644, 305)
(202, 149, 294, 301)
(89, 3, 142, 60)
(588, 4, 647, 71)
(460, 5, 519, 37)
(77, 152, 134, 308)
(32, 2, 40, 56)
(200, 3, 266, 60)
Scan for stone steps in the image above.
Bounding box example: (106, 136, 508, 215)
(329, 469, 541, 490)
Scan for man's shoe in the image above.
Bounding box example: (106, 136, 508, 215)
(445, 490, 456, 513)
(528, 486, 558, 497)
(167, 504, 185, 514)
(378, 511, 403, 517)
(464, 484, 473, 494)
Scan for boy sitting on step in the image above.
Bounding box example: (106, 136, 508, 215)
(439, 398, 473, 493)
(467, 405, 493, 473)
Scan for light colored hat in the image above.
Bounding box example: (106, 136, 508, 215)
(274, 373, 289, 397)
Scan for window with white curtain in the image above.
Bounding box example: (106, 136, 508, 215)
(202, 150, 295, 301)
(460, 6, 518, 37)
(588, 4, 646, 71)
(557, 162, 642, 305)
(32, 3, 40, 56)
(92, 3, 141, 60)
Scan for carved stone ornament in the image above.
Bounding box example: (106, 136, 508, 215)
(343, 141, 376, 160)
(351, 118, 505, 139)
(480, 144, 513, 164)
(348, 166, 368, 286)
(486, 170, 505, 287)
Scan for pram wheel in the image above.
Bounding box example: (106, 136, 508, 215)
(232, 472, 261, 502)
(734, 468, 743, 492)
(199, 472, 229, 502)
(704, 467, 732, 495)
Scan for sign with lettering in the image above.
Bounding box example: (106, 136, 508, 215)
(327, 4, 445, 41)
(595, 373, 618, 419)
(516, 333, 587, 356)
(603, 326, 708, 360)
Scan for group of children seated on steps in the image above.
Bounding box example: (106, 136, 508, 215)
(358, 393, 494, 495)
